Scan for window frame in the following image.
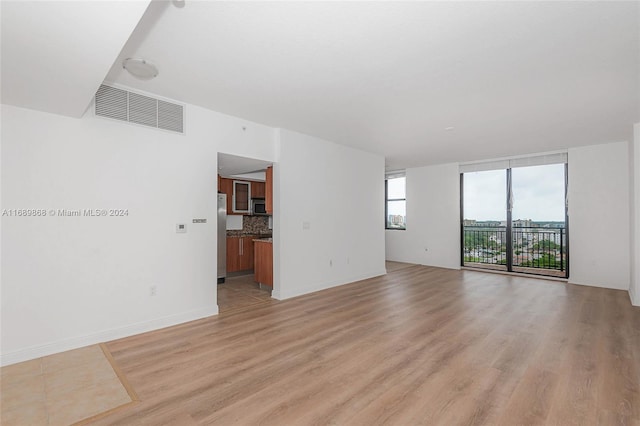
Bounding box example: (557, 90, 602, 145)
(385, 176, 406, 230)
(459, 161, 569, 279)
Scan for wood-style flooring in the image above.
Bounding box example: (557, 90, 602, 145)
(94, 263, 639, 425)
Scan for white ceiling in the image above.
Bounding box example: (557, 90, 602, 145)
(105, 1, 640, 169)
(2, 2, 638, 169)
(1, 1, 150, 117)
(218, 153, 271, 178)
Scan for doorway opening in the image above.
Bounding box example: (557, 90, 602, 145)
(217, 153, 274, 313)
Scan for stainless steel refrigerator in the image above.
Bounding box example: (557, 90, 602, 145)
(217, 193, 227, 284)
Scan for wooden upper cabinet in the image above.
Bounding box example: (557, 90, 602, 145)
(266, 166, 273, 214)
(233, 181, 251, 214)
(251, 181, 266, 198)
(219, 175, 267, 215)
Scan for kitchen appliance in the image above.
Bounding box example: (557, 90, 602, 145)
(251, 198, 268, 215)
(217, 193, 227, 284)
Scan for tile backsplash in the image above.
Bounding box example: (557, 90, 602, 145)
(227, 215, 271, 236)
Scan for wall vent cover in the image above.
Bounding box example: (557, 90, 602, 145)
(95, 84, 184, 134)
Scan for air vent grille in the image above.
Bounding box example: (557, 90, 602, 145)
(158, 100, 184, 133)
(129, 92, 158, 128)
(95, 84, 184, 134)
(95, 85, 128, 121)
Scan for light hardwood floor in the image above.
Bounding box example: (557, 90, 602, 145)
(93, 264, 639, 425)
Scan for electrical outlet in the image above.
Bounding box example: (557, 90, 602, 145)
(150, 285, 157, 296)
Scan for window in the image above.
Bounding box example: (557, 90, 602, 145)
(460, 153, 568, 278)
(385, 176, 406, 230)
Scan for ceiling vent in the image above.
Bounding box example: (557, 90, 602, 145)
(95, 84, 184, 134)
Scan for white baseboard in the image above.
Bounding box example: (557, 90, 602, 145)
(0, 305, 218, 367)
(568, 280, 628, 291)
(422, 262, 461, 270)
(630, 288, 639, 307)
(273, 269, 387, 301)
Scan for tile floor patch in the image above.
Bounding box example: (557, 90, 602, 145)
(0, 344, 135, 425)
(218, 273, 273, 313)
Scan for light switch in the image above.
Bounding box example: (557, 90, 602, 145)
(176, 224, 187, 233)
(302, 221, 311, 230)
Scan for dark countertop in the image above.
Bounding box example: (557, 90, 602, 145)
(226, 231, 272, 238)
(253, 238, 273, 243)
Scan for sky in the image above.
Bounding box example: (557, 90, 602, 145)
(387, 177, 406, 216)
(463, 164, 566, 222)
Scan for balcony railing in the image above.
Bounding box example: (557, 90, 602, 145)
(463, 225, 567, 277)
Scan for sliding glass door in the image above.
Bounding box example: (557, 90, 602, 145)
(462, 170, 508, 271)
(510, 164, 567, 276)
(461, 161, 568, 278)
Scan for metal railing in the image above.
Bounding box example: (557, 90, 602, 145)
(463, 225, 567, 275)
(463, 226, 508, 266)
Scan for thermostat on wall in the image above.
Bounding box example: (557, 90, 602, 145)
(176, 223, 187, 233)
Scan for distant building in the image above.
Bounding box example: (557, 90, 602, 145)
(476, 221, 502, 227)
(388, 215, 405, 227)
(513, 219, 533, 227)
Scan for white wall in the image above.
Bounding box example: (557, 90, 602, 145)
(385, 163, 460, 269)
(630, 123, 640, 306)
(272, 129, 386, 300)
(568, 141, 630, 290)
(386, 142, 634, 295)
(1, 103, 276, 365)
(3, 100, 634, 367)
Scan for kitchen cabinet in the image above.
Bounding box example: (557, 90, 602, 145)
(241, 236, 254, 270)
(218, 175, 268, 216)
(226, 237, 241, 272)
(265, 166, 273, 214)
(254, 240, 273, 286)
(233, 180, 251, 214)
(251, 181, 265, 198)
(218, 177, 253, 216)
(226, 236, 255, 273)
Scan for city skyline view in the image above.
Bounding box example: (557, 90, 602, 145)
(461, 164, 568, 278)
(386, 177, 406, 228)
